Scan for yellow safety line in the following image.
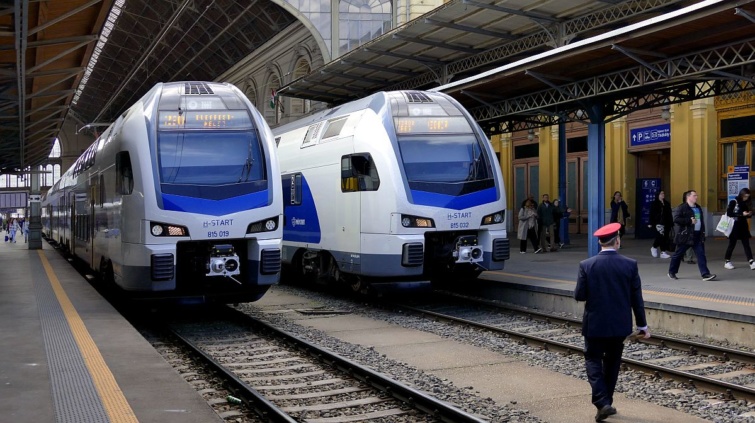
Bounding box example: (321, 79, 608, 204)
(38, 250, 139, 423)
(489, 271, 754, 307)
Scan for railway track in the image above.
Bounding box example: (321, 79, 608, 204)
(388, 291, 755, 404)
(167, 306, 488, 423)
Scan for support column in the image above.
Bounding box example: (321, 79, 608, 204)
(586, 105, 606, 257)
(28, 170, 42, 249)
(558, 121, 569, 245)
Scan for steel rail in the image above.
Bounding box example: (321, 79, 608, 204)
(169, 328, 298, 423)
(220, 306, 489, 423)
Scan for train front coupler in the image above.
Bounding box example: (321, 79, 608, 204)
(206, 244, 242, 284)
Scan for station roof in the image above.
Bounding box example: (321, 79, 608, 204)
(280, 0, 755, 135)
(279, 0, 702, 103)
(0, 0, 297, 173)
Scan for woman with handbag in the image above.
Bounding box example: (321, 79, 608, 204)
(649, 190, 673, 258)
(723, 188, 755, 270)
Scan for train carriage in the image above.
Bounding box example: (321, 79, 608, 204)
(274, 90, 510, 292)
(42, 81, 282, 303)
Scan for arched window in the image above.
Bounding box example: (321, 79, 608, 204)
(339, 0, 392, 55)
(244, 80, 257, 109)
(49, 138, 61, 158)
(291, 59, 312, 116)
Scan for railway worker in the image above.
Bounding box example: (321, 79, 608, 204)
(574, 222, 650, 422)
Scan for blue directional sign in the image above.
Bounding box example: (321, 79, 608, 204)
(630, 124, 671, 147)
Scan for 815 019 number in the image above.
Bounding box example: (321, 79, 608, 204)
(208, 230, 229, 238)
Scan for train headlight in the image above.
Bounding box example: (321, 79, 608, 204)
(150, 222, 189, 237)
(401, 214, 435, 228)
(247, 217, 279, 233)
(481, 210, 505, 225)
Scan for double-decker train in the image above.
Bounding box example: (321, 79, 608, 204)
(41, 81, 282, 303)
(274, 90, 509, 292)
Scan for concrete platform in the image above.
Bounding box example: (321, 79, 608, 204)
(0, 237, 220, 423)
(252, 289, 709, 423)
(475, 233, 755, 345)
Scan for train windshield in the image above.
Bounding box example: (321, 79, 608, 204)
(397, 134, 494, 194)
(158, 131, 265, 187)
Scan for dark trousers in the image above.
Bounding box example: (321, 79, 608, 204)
(669, 232, 710, 276)
(652, 227, 669, 251)
(584, 337, 625, 409)
(724, 236, 753, 261)
(519, 227, 539, 252)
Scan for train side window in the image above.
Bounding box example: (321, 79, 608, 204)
(116, 151, 134, 195)
(341, 153, 379, 192)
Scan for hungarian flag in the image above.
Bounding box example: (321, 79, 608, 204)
(269, 88, 276, 109)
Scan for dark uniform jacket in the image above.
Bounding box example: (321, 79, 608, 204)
(674, 202, 705, 246)
(574, 250, 647, 338)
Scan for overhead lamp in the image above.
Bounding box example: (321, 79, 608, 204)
(660, 104, 671, 121)
(575, 109, 585, 119)
(527, 129, 535, 141)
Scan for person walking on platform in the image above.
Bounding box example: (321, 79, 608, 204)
(8, 218, 19, 243)
(537, 194, 557, 252)
(609, 191, 630, 241)
(518, 199, 540, 253)
(22, 218, 29, 243)
(553, 198, 572, 249)
(668, 190, 716, 281)
(574, 222, 650, 422)
(723, 188, 755, 270)
(649, 190, 673, 259)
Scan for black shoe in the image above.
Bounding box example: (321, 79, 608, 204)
(702, 273, 717, 281)
(686, 259, 696, 264)
(595, 404, 617, 422)
(534, 248, 543, 254)
(667, 273, 678, 280)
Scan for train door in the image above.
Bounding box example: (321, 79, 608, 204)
(512, 162, 539, 228)
(338, 153, 365, 272)
(88, 183, 96, 268)
(68, 192, 75, 255)
(566, 155, 588, 234)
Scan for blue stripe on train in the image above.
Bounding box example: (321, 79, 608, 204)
(410, 187, 497, 210)
(162, 190, 269, 216)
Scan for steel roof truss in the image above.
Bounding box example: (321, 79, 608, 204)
(735, 7, 755, 24)
(25, 34, 100, 49)
(712, 70, 755, 84)
(392, 34, 480, 54)
(461, 0, 559, 24)
(340, 60, 416, 77)
(423, 18, 516, 40)
(525, 70, 576, 99)
(363, 48, 444, 67)
(26, 105, 67, 119)
(29, 0, 102, 36)
(27, 66, 85, 78)
(27, 40, 94, 74)
(26, 94, 69, 118)
(28, 74, 79, 98)
(26, 121, 59, 139)
(25, 109, 64, 131)
(469, 38, 755, 124)
(320, 70, 388, 86)
(611, 45, 669, 77)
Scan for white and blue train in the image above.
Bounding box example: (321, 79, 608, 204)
(41, 81, 282, 303)
(274, 90, 509, 292)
